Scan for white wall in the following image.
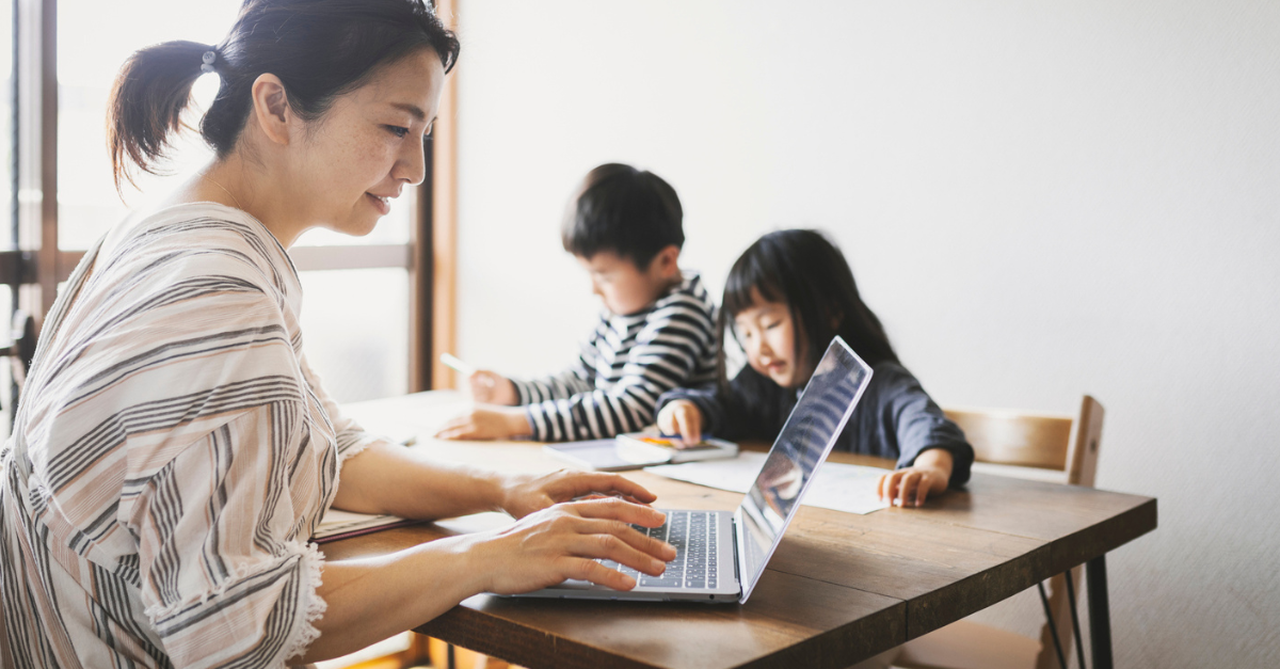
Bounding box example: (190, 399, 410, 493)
(452, 2, 1280, 666)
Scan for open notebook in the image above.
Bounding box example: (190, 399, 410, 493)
(313, 509, 421, 543)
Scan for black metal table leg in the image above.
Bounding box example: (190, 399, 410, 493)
(1086, 555, 1113, 669)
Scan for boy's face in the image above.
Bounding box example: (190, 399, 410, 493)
(577, 249, 676, 316)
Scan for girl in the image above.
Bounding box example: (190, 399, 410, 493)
(0, 2, 672, 666)
(657, 229, 974, 508)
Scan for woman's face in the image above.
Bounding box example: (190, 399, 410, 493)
(290, 48, 445, 238)
(733, 289, 813, 389)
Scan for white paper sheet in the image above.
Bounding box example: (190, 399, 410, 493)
(645, 452, 891, 515)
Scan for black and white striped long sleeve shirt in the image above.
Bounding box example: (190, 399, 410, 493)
(513, 274, 718, 441)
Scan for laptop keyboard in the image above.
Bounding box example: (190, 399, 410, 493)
(600, 510, 719, 589)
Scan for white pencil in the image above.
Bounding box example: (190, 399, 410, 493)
(439, 353, 476, 376)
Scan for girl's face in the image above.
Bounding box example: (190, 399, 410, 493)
(733, 289, 813, 389)
(290, 48, 445, 239)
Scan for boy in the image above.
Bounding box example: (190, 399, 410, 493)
(437, 163, 718, 441)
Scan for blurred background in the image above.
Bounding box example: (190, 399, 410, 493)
(448, 2, 1279, 668)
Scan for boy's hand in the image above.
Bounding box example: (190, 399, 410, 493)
(877, 449, 954, 508)
(436, 406, 532, 441)
(468, 371, 518, 405)
(656, 400, 703, 447)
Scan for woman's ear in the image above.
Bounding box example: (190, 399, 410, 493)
(250, 73, 293, 146)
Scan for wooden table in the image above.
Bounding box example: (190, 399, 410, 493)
(326, 392, 1157, 669)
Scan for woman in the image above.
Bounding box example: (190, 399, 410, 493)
(0, 2, 673, 666)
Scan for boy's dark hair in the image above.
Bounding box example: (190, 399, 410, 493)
(720, 229, 899, 388)
(107, 0, 459, 193)
(561, 163, 684, 269)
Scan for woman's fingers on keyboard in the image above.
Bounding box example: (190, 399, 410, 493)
(563, 528, 668, 576)
(570, 496, 667, 528)
(585, 516, 675, 564)
(565, 556, 639, 590)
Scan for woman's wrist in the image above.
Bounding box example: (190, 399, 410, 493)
(478, 469, 513, 515)
(433, 531, 499, 596)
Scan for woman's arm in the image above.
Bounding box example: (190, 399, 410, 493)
(331, 440, 657, 520)
(313, 443, 677, 661)
(297, 497, 675, 662)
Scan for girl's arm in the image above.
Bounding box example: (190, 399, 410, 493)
(865, 363, 974, 507)
(655, 365, 784, 443)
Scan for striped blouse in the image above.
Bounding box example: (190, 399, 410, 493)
(513, 274, 718, 441)
(0, 203, 379, 668)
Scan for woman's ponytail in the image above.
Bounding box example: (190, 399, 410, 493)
(106, 40, 213, 193)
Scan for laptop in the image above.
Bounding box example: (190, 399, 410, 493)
(516, 335, 873, 604)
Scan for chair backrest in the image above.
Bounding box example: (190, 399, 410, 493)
(944, 395, 1105, 669)
(944, 395, 1104, 486)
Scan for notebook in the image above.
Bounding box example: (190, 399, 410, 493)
(515, 335, 872, 604)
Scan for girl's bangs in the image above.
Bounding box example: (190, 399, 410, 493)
(723, 253, 786, 318)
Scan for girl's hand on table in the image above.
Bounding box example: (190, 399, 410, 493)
(470, 497, 675, 594)
(499, 469, 658, 519)
(877, 448, 954, 508)
(435, 406, 531, 440)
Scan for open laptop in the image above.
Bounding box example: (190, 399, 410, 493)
(516, 335, 873, 604)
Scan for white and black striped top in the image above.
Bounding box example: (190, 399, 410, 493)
(0, 203, 379, 668)
(513, 274, 718, 441)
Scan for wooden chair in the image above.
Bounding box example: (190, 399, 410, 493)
(893, 395, 1104, 669)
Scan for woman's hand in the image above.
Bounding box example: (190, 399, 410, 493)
(656, 400, 704, 446)
(435, 406, 532, 440)
(469, 370, 518, 405)
(470, 497, 676, 594)
(306, 496, 675, 661)
(499, 469, 659, 519)
(877, 448, 954, 508)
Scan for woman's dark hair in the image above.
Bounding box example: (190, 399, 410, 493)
(720, 229, 898, 387)
(562, 163, 684, 270)
(107, 0, 459, 192)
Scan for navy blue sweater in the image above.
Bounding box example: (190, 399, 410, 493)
(657, 361, 973, 487)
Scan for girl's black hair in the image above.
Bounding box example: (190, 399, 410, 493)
(720, 229, 899, 387)
(107, 0, 459, 192)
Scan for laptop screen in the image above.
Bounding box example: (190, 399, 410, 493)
(735, 336, 872, 603)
